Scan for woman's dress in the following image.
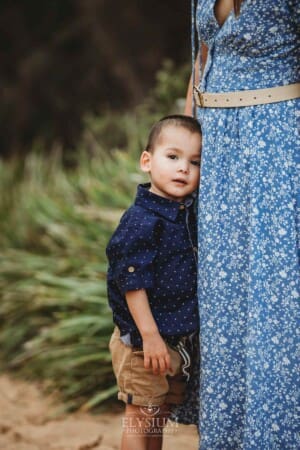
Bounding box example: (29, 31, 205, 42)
(175, 1, 299, 449)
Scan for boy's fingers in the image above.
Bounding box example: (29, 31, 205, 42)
(158, 357, 166, 374)
(144, 354, 150, 369)
(151, 357, 159, 374)
(144, 350, 171, 374)
(165, 352, 171, 370)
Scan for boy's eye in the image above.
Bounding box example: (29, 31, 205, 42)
(167, 154, 178, 160)
(191, 160, 201, 166)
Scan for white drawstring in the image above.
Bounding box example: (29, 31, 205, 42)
(176, 340, 191, 381)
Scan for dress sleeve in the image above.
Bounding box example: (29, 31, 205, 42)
(106, 214, 160, 294)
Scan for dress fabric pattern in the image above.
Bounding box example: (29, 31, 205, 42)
(175, 1, 300, 449)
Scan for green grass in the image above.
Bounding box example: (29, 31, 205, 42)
(0, 148, 141, 410)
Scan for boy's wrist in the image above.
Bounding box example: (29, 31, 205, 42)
(140, 326, 160, 339)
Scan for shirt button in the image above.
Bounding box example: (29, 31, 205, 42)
(179, 204, 185, 210)
(193, 247, 198, 252)
(128, 266, 135, 273)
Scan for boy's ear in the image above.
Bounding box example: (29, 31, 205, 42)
(140, 150, 151, 173)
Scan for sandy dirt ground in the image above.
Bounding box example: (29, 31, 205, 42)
(0, 374, 198, 450)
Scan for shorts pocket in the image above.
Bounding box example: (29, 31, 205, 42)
(130, 352, 168, 399)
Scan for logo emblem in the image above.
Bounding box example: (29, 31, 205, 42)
(140, 405, 160, 416)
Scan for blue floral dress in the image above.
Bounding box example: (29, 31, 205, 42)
(173, 1, 300, 449)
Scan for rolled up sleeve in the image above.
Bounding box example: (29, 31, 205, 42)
(106, 216, 160, 294)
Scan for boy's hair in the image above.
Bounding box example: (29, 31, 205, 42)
(145, 115, 202, 152)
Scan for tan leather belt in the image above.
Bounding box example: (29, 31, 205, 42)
(194, 83, 300, 108)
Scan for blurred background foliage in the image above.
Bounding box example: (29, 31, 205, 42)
(1, 0, 190, 158)
(0, 11, 190, 411)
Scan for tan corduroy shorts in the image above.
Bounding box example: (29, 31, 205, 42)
(109, 327, 186, 407)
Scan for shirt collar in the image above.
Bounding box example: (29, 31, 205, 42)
(134, 183, 195, 222)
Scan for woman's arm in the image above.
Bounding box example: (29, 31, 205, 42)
(184, 44, 208, 116)
(184, 71, 195, 116)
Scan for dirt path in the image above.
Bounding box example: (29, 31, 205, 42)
(0, 374, 198, 450)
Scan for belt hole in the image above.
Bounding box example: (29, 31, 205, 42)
(226, 99, 229, 102)
(268, 95, 272, 97)
(253, 96, 257, 99)
(214, 99, 217, 102)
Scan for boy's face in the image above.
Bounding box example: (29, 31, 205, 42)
(140, 125, 201, 202)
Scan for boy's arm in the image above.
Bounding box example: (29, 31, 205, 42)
(125, 289, 171, 375)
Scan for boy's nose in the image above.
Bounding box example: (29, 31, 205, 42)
(178, 163, 189, 174)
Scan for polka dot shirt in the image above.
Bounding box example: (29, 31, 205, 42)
(106, 183, 199, 348)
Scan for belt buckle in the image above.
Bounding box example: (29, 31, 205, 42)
(194, 86, 204, 107)
(198, 92, 205, 107)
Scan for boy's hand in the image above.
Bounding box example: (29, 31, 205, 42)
(142, 332, 171, 375)
(124, 289, 171, 375)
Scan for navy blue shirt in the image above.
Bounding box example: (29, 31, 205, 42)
(106, 183, 199, 348)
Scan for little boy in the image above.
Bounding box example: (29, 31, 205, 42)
(106, 115, 201, 450)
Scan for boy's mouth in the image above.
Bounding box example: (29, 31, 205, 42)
(172, 178, 187, 185)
